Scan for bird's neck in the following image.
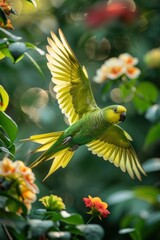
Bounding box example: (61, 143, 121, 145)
(91, 110, 111, 128)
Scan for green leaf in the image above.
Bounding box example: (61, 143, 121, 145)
(24, 52, 45, 80)
(28, 219, 53, 236)
(0, 209, 27, 231)
(9, 42, 27, 63)
(0, 132, 15, 157)
(145, 104, 160, 122)
(0, 8, 7, 24)
(0, 146, 14, 157)
(119, 228, 142, 240)
(77, 224, 104, 240)
(0, 111, 18, 144)
(45, 210, 84, 225)
(107, 190, 134, 205)
(25, 42, 45, 55)
(0, 191, 28, 216)
(0, 47, 14, 61)
(0, 27, 22, 41)
(34, 208, 47, 215)
(0, 50, 5, 59)
(133, 186, 159, 205)
(133, 82, 158, 113)
(48, 231, 71, 239)
(119, 228, 135, 234)
(146, 211, 160, 225)
(26, 0, 38, 7)
(144, 122, 160, 148)
(143, 158, 160, 173)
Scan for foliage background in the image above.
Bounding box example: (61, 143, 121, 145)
(0, 0, 160, 239)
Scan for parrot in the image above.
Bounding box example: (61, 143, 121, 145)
(28, 29, 146, 181)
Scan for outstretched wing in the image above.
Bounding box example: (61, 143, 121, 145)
(87, 125, 146, 180)
(46, 29, 98, 125)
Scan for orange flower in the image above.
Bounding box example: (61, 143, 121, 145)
(119, 53, 138, 66)
(0, 0, 14, 15)
(93, 53, 141, 83)
(126, 66, 141, 79)
(83, 195, 110, 219)
(0, 157, 39, 213)
(0, 0, 16, 29)
(0, 18, 14, 30)
(93, 57, 125, 83)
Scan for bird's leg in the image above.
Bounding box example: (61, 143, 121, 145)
(69, 145, 79, 151)
(62, 136, 72, 145)
(62, 136, 79, 151)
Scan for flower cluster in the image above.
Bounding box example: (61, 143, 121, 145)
(93, 53, 141, 83)
(0, 157, 39, 213)
(0, 0, 16, 29)
(39, 194, 65, 211)
(0, 85, 9, 111)
(83, 195, 110, 220)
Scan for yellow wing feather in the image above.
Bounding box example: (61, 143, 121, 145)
(87, 125, 146, 180)
(46, 29, 98, 125)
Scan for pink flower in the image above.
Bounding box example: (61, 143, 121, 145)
(83, 195, 110, 219)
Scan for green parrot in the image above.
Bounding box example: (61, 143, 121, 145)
(28, 29, 146, 181)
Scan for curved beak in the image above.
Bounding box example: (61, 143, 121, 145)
(120, 112, 126, 122)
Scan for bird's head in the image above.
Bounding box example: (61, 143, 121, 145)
(103, 105, 127, 124)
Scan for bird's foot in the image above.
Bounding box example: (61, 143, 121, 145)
(62, 136, 72, 145)
(69, 145, 79, 151)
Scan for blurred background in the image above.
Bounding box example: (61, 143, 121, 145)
(1, 0, 160, 239)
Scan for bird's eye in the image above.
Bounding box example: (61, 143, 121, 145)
(114, 108, 118, 113)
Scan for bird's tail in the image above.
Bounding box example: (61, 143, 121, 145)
(27, 131, 74, 180)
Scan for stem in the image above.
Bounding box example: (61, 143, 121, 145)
(86, 215, 94, 224)
(2, 224, 13, 240)
(123, 80, 154, 105)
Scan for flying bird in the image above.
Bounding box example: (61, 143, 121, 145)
(28, 29, 146, 181)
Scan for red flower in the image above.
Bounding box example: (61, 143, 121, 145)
(85, 0, 137, 28)
(83, 195, 110, 219)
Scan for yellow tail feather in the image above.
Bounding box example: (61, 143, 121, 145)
(29, 131, 63, 144)
(29, 131, 64, 168)
(43, 148, 74, 181)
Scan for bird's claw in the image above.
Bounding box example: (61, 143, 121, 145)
(62, 136, 72, 145)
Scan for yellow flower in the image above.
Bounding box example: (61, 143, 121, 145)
(144, 48, 160, 68)
(0, 85, 9, 111)
(39, 195, 65, 211)
(0, 157, 39, 213)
